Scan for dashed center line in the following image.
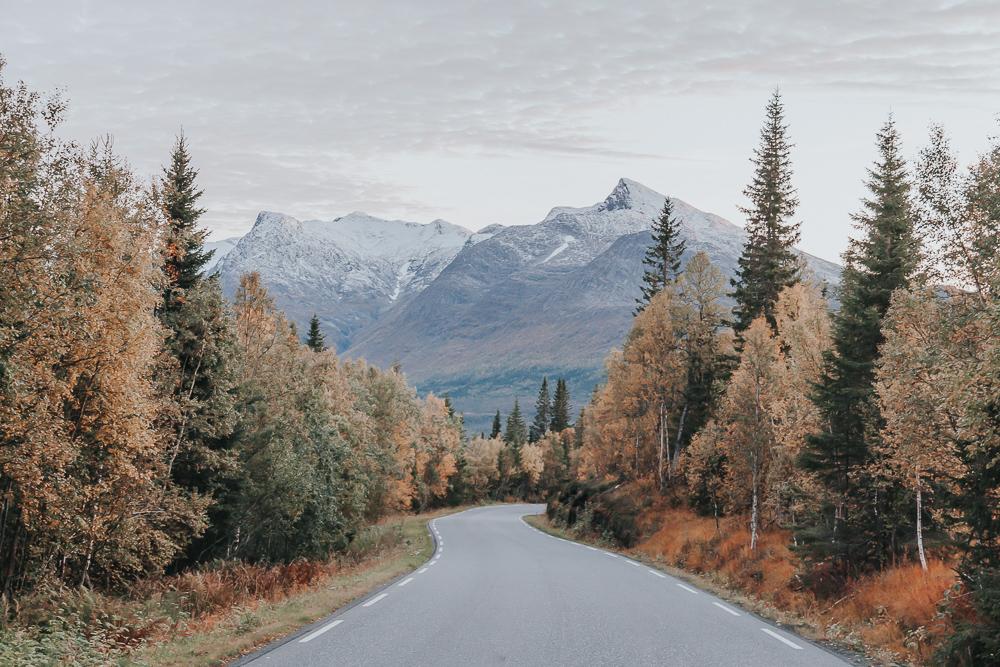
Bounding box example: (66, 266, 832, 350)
(712, 601, 741, 616)
(299, 619, 343, 643)
(398, 577, 414, 587)
(362, 593, 388, 607)
(676, 583, 699, 594)
(647, 569, 666, 578)
(761, 628, 803, 650)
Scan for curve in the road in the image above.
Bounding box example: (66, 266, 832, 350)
(235, 504, 855, 667)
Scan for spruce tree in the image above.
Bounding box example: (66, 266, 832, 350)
(550, 378, 571, 432)
(730, 90, 801, 334)
(490, 410, 502, 439)
(530, 377, 551, 442)
(636, 198, 686, 313)
(162, 132, 211, 310)
(504, 399, 527, 448)
(157, 135, 239, 546)
(797, 118, 921, 574)
(306, 314, 326, 352)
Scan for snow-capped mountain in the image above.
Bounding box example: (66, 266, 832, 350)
(345, 179, 838, 430)
(204, 236, 240, 273)
(216, 179, 840, 432)
(216, 211, 477, 350)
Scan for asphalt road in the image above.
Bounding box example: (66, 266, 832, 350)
(238, 504, 852, 666)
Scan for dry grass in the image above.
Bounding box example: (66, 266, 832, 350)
(1, 507, 461, 667)
(135, 507, 460, 666)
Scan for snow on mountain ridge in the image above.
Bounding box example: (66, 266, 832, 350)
(217, 210, 479, 350)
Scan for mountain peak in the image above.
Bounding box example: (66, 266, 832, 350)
(602, 178, 664, 212)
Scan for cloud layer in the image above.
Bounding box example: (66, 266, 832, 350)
(3, 0, 999, 258)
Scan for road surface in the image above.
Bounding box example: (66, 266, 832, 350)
(238, 504, 853, 666)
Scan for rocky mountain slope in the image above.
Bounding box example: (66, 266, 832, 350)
(215, 179, 840, 432)
(216, 211, 481, 350)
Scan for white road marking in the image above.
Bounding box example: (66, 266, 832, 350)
(586, 546, 598, 551)
(761, 628, 803, 650)
(299, 619, 343, 643)
(418, 568, 428, 574)
(362, 593, 388, 607)
(604, 552, 618, 558)
(626, 560, 641, 567)
(648, 569, 666, 578)
(713, 602, 741, 616)
(677, 583, 699, 594)
(398, 577, 414, 587)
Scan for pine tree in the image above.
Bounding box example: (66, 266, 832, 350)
(550, 378, 571, 432)
(530, 377, 551, 442)
(798, 117, 921, 573)
(504, 399, 527, 448)
(730, 90, 801, 334)
(156, 135, 239, 536)
(305, 314, 326, 352)
(162, 133, 211, 310)
(490, 410, 502, 439)
(636, 198, 686, 313)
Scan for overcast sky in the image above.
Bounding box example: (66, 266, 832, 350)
(3, 0, 999, 262)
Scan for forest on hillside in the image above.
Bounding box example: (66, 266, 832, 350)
(1, 55, 999, 666)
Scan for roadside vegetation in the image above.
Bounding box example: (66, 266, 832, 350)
(0, 60, 475, 665)
(2, 53, 998, 667)
(536, 94, 1000, 666)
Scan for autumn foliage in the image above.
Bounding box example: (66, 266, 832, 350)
(0, 62, 464, 612)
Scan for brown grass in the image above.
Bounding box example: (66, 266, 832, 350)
(2, 507, 460, 666)
(135, 507, 461, 666)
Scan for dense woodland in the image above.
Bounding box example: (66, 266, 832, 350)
(1, 58, 999, 665)
(0, 62, 472, 600)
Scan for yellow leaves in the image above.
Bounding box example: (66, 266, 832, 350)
(465, 435, 505, 492)
(875, 289, 966, 490)
(520, 443, 545, 486)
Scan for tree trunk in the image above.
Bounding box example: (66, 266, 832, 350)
(657, 405, 665, 491)
(634, 432, 639, 477)
(915, 470, 928, 572)
(750, 460, 759, 551)
(671, 403, 688, 473)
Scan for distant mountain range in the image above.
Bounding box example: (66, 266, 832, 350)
(213, 179, 840, 432)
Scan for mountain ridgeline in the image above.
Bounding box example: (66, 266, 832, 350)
(215, 179, 840, 431)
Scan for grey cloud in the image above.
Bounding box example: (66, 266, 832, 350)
(2, 0, 999, 239)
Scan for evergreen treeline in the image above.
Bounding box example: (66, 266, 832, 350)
(570, 93, 1000, 663)
(0, 67, 466, 597)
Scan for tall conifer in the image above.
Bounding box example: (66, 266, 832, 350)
(797, 118, 921, 572)
(162, 133, 211, 309)
(550, 379, 571, 432)
(504, 399, 527, 448)
(157, 135, 238, 531)
(490, 410, 502, 439)
(636, 198, 686, 313)
(530, 377, 551, 442)
(306, 314, 326, 352)
(731, 90, 801, 333)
